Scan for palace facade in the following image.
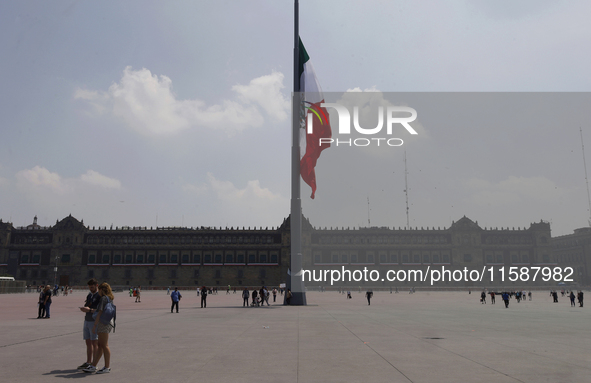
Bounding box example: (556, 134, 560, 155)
(0, 215, 589, 288)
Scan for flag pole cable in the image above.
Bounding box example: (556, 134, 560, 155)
(287, 0, 306, 305)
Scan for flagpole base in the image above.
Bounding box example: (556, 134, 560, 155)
(287, 291, 307, 306)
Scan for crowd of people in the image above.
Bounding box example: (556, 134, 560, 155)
(477, 289, 584, 308)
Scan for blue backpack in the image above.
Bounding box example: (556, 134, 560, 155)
(93, 297, 116, 332)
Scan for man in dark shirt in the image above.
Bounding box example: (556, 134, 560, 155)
(201, 286, 207, 308)
(77, 278, 100, 370)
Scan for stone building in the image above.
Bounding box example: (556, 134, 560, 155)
(551, 227, 591, 286)
(303, 216, 556, 288)
(0, 214, 585, 288)
(0, 215, 289, 289)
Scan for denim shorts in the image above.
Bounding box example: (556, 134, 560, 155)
(83, 320, 99, 340)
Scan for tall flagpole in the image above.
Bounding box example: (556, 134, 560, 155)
(287, 0, 306, 305)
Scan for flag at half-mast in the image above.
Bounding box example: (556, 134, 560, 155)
(299, 38, 332, 199)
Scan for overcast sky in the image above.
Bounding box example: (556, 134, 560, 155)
(1, 0, 591, 236)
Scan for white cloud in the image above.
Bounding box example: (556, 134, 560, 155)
(16, 166, 69, 194)
(206, 173, 281, 202)
(80, 170, 122, 190)
(232, 71, 290, 121)
(183, 173, 288, 227)
(16, 166, 122, 194)
(75, 67, 290, 136)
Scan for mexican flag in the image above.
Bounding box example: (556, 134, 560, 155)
(299, 38, 332, 199)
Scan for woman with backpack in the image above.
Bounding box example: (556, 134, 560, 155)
(83, 282, 115, 374)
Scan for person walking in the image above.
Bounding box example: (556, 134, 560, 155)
(272, 288, 278, 302)
(77, 278, 100, 371)
(135, 286, 141, 303)
(570, 291, 576, 307)
(242, 288, 249, 307)
(578, 291, 584, 307)
(83, 282, 115, 374)
(259, 287, 265, 307)
(200, 286, 207, 308)
(286, 289, 292, 305)
(502, 292, 510, 308)
(170, 287, 182, 313)
(490, 292, 496, 304)
(481, 291, 486, 304)
(366, 290, 373, 305)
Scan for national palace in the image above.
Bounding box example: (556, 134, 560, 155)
(1, 214, 590, 288)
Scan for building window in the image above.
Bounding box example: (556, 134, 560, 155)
(114, 254, 122, 264)
(170, 254, 178, 263)
(204, 254, 212, 263)
(225, 253, 233, 263)
(486, 254, 493, 263)
(194, 254, 201, 263)
(442, 254, 450, 263)
(314, 254, 321, 263)
(32, 254, 40, 263)
(62, 254, 71, 263)
(21, 254, 29, 264)
(341, 254, 348, 263)
(182, 254, 189, 263)
(422, 254, 430, 264)
(464, 254, 472, 263)
(88, 254, 96, 264)
(248, 254, 256, 263)
(137, 254, 144, 263)
(380, 254, 387, 263)
(351, 254, 358, 263)
(236, 254, 245, 263)
(159, 254, 167, 263)
(102, 254, 110, 264)
(260, 254, 267, 263)
(214, 254, 222, 263)
(433, 254, 440, 263)
(367, 254, 375, 263)
(148, 254, 155, 263)
(125, 254, 133, 264)
(270, 254, 278, 263)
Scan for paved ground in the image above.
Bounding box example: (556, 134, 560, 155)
(1, 289, 590, 383)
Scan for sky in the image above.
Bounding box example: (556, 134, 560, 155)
(1, 0, 591, 236)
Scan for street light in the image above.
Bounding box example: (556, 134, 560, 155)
(53, 256, 59, 288)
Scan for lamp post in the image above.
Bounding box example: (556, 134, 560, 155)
(53, 256, 59, 288)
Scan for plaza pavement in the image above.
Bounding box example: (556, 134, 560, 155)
(0, 289, 590, 383)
